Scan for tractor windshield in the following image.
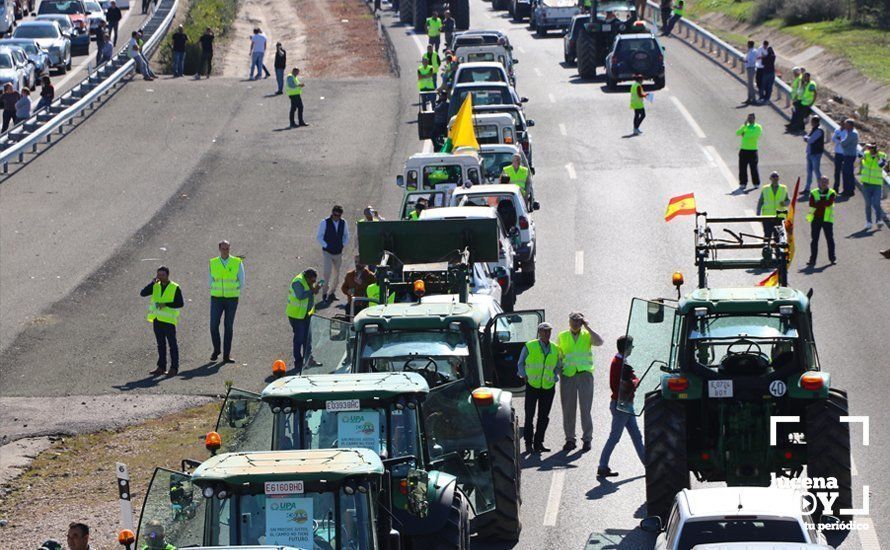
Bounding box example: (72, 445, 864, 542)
(359, 330, 470, 384)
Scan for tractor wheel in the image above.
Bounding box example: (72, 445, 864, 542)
(644, 391, 689, 522)
(654, 76, 665, 89)
(413, 0, 427, 33)
(576, 29, 597, 79)
(474, 412, 521, 541)
(412, 489, 471, 549)
(805, 388, 852, 521)
(452, 0, 470, 30)
(399, 0, 413, 24)
(511, 1, 522, 22)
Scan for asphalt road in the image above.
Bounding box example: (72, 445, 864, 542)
(0, 0, 888, 547)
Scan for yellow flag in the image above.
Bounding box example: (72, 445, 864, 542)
(449, 95, 479, 150)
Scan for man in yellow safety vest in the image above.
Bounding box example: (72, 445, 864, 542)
(209, 240, 244, 363)
(518, 322, 563, 454)
(756, 171, 790, 240)
(287, 267, 321, 373)
(418, 57, 436, 110)
(426, 10, 442, 50)
(789, 71, 816, 132)
(141, 266, 184, 376)
(285, 67, 306, 128)
(557, 312, 604, 452)
(500, 154, 530, 197)
(806, 176, 837, 266)
(859, 143, 888, 231)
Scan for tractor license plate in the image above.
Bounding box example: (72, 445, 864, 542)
(708, 380, 734, 398)
(326, 399, 360, 412)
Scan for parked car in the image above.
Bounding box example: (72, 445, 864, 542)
(450, 29, 513, 52)
(0, 38, 52, 76)
(0, 46, 25, 90)
(563, 13, 585, 64)
(82, 0, 104, 35)
(37, 0, 89, 54)
(452, 61, 511, 87)
(0, 0, 15, 35)
(530, 0, 580, 37)
(6, 44, 34, 88)
(447, 82, 526, 120)
(36, 13, 87, 55)
(604, 31, 665, 89)
(12, 20, 70, 72)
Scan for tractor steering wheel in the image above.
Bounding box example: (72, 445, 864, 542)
(726, 339, 765, 358)
(403, 356, 449, 385)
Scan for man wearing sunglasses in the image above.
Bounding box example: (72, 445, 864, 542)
(316, 205, 350, 303)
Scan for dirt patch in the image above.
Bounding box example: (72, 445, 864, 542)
(0, 403, 219, 549)
(219, 0, 390, 78)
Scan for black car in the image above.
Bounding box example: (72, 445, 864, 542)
(604, 32, 665, 89)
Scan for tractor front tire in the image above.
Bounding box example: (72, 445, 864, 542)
(411, 489, 471, 549)
(806, 388, 853, 521)
(453, 0, 470, 30)
(474, 412, 522, 542)
(576, 29, 597, 79)
(644, 391, 689, 522)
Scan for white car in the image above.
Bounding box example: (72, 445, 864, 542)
(643, 488, 829, 550)
(0, 0, 15, 36)
(451, 184, 538, 284)
(452, 61, 511, 87)
(82, 0, 105, 34)
(479, 143, 532, 185)
(0, 47, 26, 91)
(14, 20, 72, 72)
(419, 206, 519, 311)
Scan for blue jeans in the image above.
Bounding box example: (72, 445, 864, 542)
(760, 70, 775, 102)
(172, 50, 185, 76)
(598, 400, 645, 469)
(833, 153, 845, 191)
(863, 185, 887, 224)
(663, 14, 681, 36)
(250, 51, 264, 79)
(841, 155, 857, 195)
(805, 152, 822, 190)
(275, 68, 284, 93)
(289, 316, 312, 371)
(210, 297, 238, 357)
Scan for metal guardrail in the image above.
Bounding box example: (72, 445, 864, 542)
(0, 0, 179, 174)
(644, 0, 890, 190)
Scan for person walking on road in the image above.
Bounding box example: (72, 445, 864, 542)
(106, 0, 122, 45)
(248, 28, 268, 81)
(97, 31, 113, 64)
(758, 41, 776, 103)
(140, 266, 183, 376)
(807, 176, 837, 266)
(557, 313, 603, 452)
(196, 27, 214, 79)
(317, 205, 349, 303)
(757, 171, 790, 240)
(803, 116, 824, 194)
(518, 322, 563, 454)
(287, 267, 320, 373)
(209, 240, 244, 363)
(661, 0, 683, 36)
(830, 123, 847, 194)
(2, 84, 21, 132)
(860, 143, 888, 231)
(426, 10, 443, 50)
(744, 40, 757, 104)
(274, 43, 286, 94)
(285, 67, 306, 127)
(839, 119, 859, 197)
(442, 10, 455, 51)
(630, 74, 649, 135)
(171, 25, 188, 78)
(597, 336, 645, 477)
(737, 113, 762, 189)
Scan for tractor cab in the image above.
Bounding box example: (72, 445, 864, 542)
(575, 0, 642, 78)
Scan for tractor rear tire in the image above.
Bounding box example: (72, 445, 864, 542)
(576, 29, 597, 79)
(399, 0, 413, 24)
(453, 0, 470, 30)
(413, 0, 427, 34)
(412, 489, 471, 549)
(474, 412, 522, 542)
(806, 388, 852, 521)
(644, 391, 689, 522)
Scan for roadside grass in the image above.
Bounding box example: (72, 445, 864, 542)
(0, 403, 219, 547)
(158, 0, 239, 74)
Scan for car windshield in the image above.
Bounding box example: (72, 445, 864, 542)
(14, 25, 59, 38)
(453, 88, 512, 107)
(84, 1, 101, 9)
(360, 330, 469, 383)
(678, 519, 806, 550)
(480, 152, 514, 179)
(617, 38, 658, 54)
(39, 1, 84, 13)
(458, 67, 504, 83)
(0, 53, 12, 68)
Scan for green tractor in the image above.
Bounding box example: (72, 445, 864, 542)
(398, 0, 469, 35)
(129, 448, 405, 549)
(621, 214, 852, 522)
(212, 372, 484, 548)
(575, 0, 642, 79)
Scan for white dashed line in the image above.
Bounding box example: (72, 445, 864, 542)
(518, 46, 526, 53)
(548, 93, 556, 103)
(411, 32, 426, 55)
(534, 67, 542, 76)
(852, 455, 859, 477)
(704, 145, 736, 187)
(565, 163, 576, 179)
(670, 95, 706, 139)
(575, 251, 584, 274)
(559, 123, 567, 136)
(543, 470, 566, 526)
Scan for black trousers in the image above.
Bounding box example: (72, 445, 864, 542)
(210, 297, 238, 357)
(633, 108, 646, 130)
(200, 52, 212, 76)
(755, 67, 763, 92)
(809, 220, 835, 263)
(109, 21, 119, 45)
(2, 110, 17, 132)
(289, 95, 305, 126)
(762, 219, 780, 240)
(524, 384, 555, 447)
(141, 0, 148, 13)
(660, 6, 670, 30)
(738, 149, 760, 187)
(152, 320, 179, 370)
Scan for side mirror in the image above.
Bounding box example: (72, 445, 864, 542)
(532, 201, 540, 211)
(495, 330, 511, 343)
(647, 300, 665, 324)
(527, 119, 535, 126)
(660, 363, 672, 373)
(640, 516, 663, 532)
(396, 174, 405, 187)
(520, 97, 529, 103)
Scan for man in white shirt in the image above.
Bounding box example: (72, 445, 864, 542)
(128, 31, 155, 80)
(249, 27, 268, 81)
(754, 41, 767, 98)
(744, 40, 757, 104)
(830, 126, 847, 193)
(316, 205, 350, 303)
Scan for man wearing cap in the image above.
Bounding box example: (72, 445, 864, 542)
(517, 322, 563, 454)
(756, 171, 790, 240)
(557, 313, 604, 452)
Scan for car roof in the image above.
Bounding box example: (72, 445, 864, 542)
(420, 206, 497, 220)
(36, 14, 70, 20)
(191, 449, 384, 486)
(456, 62, 505, 70)
(449, 112, 514, 124)
(19, 19, 61, 25)
(354, 300, 490, 329)
(479, 143, 522, 154)
(453, 184, 524, 198)
(680, 488, 805, 519)
(422, 292, 501, 313)
(261, 372, 429, 402)
(452, 81, 512, 90)
(679, 286, 809, 315)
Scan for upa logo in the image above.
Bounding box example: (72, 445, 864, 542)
(359, 421, 376, 435)
(289, 508, 309, 524)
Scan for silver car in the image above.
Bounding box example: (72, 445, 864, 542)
(12, 21, 71, 73)
(83, 0, 105, 34)
(6, 45, 36, 89)
(0, 0, 15, 36)
(0, 47, 26, 91)
(0, 38, 52, 77)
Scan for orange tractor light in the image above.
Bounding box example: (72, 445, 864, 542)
(272, 359, 287, 377)
(667, 377, 689, 392)
(471, 388, 495, 406)
(672, 271, 685, 287)
(413, 280, 426, 297)
(205, 431, 222, 452)
(800, 373, 824, 391)
(118, 529, 136, 546)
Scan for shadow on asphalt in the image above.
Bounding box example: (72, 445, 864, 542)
(521, 450, 582, 471)
(845, 228, 878, 239)
(586, 474, 643, 500)
(109, 361, 224, 390)
(584, 527, 656, 549)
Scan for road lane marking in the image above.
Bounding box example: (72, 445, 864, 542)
(704, 145, 736, 187)
(548, 93, 556, 103)
(543, 470, 565, 526)
(534, 67, 542, 76)
(670, 95, 706, 139)
(575, 251, 584, 274)
(851, 455, 858, 477)
(559, 123, 567, 136)
(411, 32, 426, 55)
(518, 46, 526, 53)
(565, 162, 576, 179)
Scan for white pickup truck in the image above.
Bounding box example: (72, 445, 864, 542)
(530, 0, 581, 36)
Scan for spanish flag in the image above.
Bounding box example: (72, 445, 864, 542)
(757, 270, 779, 287)
(784, 177, 801, 264)
(664, 193, 696, 222)
(448, 95, 479, 151)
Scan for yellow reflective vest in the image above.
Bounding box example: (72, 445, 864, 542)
(285, 74, 302, 96)
(806, 188, 836, 223)
(760, 184, 789, 219)
(524, 340, 561, 390)
(210, 256, 242, 298)
(556, 330, 594, 377)
(287, 274, 315, 320)
(860, 151, 887, 186)
(502, 165, 528, 195)
(367, 283, 395, 305)
(147, 281, 180, 326)
(418, 64, 435, 91)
